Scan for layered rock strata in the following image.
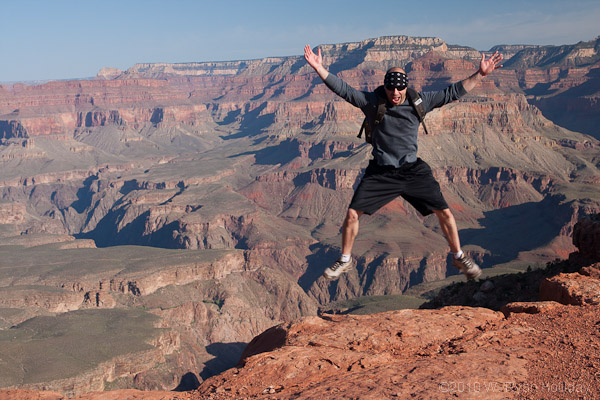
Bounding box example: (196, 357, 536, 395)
(1, 34, 600, 398)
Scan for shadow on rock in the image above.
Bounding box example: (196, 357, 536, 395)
(420, 258, 582, 311)
(459, 198, 565, 267)
(199, 341, 247, 381)
(298, 243, 337, 292)
(173, 372, 201, 392)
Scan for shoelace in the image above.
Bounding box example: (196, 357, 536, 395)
(331, 261, 345, 271)
(461, 257, 474, 269)
(456, 256, 476, 272)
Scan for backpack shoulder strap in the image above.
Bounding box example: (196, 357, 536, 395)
(358, 86, 387, 143)
(406, 88, 430, 135)
(373, 86, 388, 123)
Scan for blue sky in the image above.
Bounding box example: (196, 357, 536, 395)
(1, 0, 599, 82)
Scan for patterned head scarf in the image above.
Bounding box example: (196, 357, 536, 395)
(384, 71, 408, 90)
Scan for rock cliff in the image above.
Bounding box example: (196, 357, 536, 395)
(5, 214, 598, 399)
(185, 214, 600, 399)
(0, 245, 318, 395)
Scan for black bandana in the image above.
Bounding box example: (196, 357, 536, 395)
(384, 71, 408, 90)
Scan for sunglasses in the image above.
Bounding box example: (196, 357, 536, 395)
(385, 84, 407, 91)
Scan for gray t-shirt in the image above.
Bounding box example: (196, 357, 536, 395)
(324, 74, 467, 167)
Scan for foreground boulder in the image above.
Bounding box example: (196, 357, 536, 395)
(188, 302, 598, 399)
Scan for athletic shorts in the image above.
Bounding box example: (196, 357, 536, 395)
(349, 158, 448, 216)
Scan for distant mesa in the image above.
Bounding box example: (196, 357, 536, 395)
(96, 67, 122, 80)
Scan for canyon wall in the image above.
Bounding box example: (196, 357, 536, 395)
(0, 34, 599, 395)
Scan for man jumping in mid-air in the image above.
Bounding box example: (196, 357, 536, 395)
(304, 44, 503, 281)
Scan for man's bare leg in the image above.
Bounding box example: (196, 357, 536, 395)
(342, 208, 364, 255)
(433, 208, 461, 253)
(323, 208, 363, 280)
(433, 208, 482, 279)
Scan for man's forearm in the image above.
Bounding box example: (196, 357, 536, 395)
(313, 65, 329, 81)
(460, 50, 503, 93)
(461, 70, 484, 93)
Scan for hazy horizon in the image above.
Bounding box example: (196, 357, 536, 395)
(1, 0, 599, 83)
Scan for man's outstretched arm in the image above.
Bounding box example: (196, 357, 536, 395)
(461, 51, 504, 92)
(304, 45, 329, 81)
(304, 44, 369, 108)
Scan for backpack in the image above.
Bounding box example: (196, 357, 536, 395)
(357, 86, 429, 144)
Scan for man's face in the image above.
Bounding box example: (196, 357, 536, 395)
(384, 86, 407, 106)
(383, 69, 408, 106)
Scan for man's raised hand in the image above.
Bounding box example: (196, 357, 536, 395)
(479, 51, 503, 76)
(304, 45, 329, 80)
(305, 45, 323, 69)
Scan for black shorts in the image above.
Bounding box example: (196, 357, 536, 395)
(349, 158, 448, 216)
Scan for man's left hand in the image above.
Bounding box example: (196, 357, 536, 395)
(479, 51, 503, 76)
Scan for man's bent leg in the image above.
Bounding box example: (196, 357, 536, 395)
(342, 208, 363, 255)
(433, 208, 460, 253)
(433, 208, 481, 280)
(323, 208, 363, 281)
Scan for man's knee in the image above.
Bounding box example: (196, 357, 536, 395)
(434, 208, 453, 221)
(346, 208, 362, 223)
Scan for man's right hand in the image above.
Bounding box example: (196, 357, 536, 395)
(304, 45, 329, 80)
(304, 45, 322, 69)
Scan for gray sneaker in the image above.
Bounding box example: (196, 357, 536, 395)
(452, 254, 482, 280)
(323, 259, 354, 280)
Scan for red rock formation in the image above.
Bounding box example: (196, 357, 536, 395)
(572, 213, 600, 261)
(3, 151, 600, 400)
(539, 270, 600, 305)
(539, 213, 600, 305)
(188, 303, 599, 399)
(5, 260, 600, 400)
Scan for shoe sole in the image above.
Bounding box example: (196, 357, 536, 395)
(322, 264, 353, 281)
(452, 259, 482, 281)
(322, 272, 338, 280)
(466, 267, 482, 280)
